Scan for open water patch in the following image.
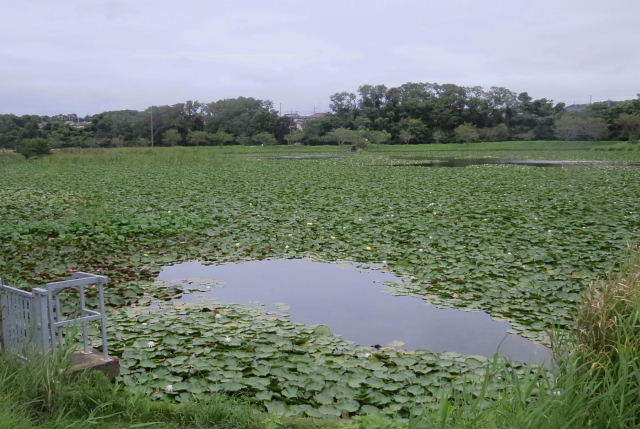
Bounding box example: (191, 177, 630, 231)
(158, 259, 551, 365)
(273, 154, 346, 160)
(393, 158, 624, 167)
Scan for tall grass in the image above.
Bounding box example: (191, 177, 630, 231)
(400, 244, 640, 429)
(0, 349, 265, 429)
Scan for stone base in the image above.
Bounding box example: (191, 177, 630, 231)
(70, 348, 120, 381)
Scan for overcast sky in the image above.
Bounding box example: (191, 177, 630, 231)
(1, 0, 638, 116)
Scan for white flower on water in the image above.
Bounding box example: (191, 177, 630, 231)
(361, 352, 371, 358)
(165, 384, 174, 393)
(285, 245, 289, 249)
(224, 336, 231, 342)
(147, 341, 156, 348)
(215, 313, 222, 319)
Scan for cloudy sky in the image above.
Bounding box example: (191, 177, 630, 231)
(1, 0, 638, 116)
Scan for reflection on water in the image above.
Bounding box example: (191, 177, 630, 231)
(394, 158, 611, 167)
(159, 259, 551, 365)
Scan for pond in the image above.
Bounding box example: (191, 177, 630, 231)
(158, 259, 551, 365)
(393, 158, 626, 167)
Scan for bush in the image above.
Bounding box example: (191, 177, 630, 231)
(555, 115, 609, 141)
(186, 130, 212, 146)
(479, 124, 510, 141)
(284, 129, 304, 145)
(361, 129, 391, 145)
(211, 131, 235, 146)
(454, 123, 480, 143)
(162, 129, 182, 146)
(236, 136, 251, 146)
(251, 132, 278, 146)
(615, 113, 640, 141)
(16, 138, 51, 158)
(432, 129, 448, 143)
(398, 118, 429, 143)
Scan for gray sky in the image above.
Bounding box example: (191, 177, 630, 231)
(1, 0, 638, 116)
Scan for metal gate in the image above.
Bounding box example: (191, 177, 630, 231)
(0, 273, 109, 360)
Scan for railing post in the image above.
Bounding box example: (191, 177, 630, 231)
(32, 288, 52, 353)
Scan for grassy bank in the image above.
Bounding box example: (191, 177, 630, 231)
(2, 245, 638, 429)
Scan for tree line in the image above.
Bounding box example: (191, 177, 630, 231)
(1, 83, 639, 155)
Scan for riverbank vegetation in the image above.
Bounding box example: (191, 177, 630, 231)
(1, 85, 639, 154)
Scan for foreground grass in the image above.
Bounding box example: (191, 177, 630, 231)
(409, 245, 640, 429)
(2, 245, 638, 429)
(0, 351, 267, 429)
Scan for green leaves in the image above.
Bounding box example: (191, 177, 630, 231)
(103, 303, 534, 418)
(3, 145, 640, 418)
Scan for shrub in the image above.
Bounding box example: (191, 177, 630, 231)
(398, 118, 428, 143)
(360, 129, 391, 145)
(398, 129, 414, 144)
(432, 129, 448, 143)
(479, 124, 510, 141)
(236, 136, 251, 146)
(211, 131, 235, 146)
(186, 130, 212, 146)
(615, 113, 640, 141)
(16, 138, 51, 158)
(251, 132, 278, 146)
(555, 115, 609, 141)
(454, 123, 480, 143)
(284, 129, 304, 145)
(162, 129, 182, 146)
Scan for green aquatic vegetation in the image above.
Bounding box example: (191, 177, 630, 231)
(1, 143, 639, 342)
(106, 302, 535, 418)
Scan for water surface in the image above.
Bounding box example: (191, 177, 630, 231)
(394, 158, 610, 167)
(159, 259, 551, 364)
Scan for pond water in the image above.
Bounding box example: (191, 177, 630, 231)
(158, 259, 551, 365)
(274, 154, 346, 160)
(394, 158, 620, 167)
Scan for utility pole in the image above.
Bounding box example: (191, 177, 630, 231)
(589, 95, 593, 105)
(279, 103, 282, 116)
(150, 106, 154, 147)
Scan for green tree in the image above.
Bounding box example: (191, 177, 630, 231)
(454, 123, 480, 143)
(204, 97, 277, 137)
(186, 130, 213, 146)
(162, 129, 182, 146)
(399, 118, 428, 143)
(329, 92, 357, 121)
(360, 129, 391, 145)
(555, 115, 608, 141)
(398, 130, 414, 144)
(615, 113, 640, 141)
(284, 129, 304, 145)
(432, 129, 448, 143)
(210, 131, 235, 146)
(251, 132, 278, 146)
(479, 123, 510, 141)
(324, 128, 355, 145)
(17, 138, 51, 158)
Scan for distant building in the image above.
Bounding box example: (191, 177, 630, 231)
(63, 120, 92, 129)
(284, 112, 328, 130)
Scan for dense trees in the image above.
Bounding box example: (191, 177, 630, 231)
(1, 85, 638, 150)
